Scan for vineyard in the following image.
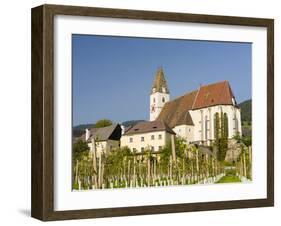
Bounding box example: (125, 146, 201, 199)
(73, 137, 252, 190)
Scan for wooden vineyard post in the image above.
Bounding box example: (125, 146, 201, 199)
(147, 154, 151, 186)
(171, 134, 177, 162)
(133, 155, 136, 187)
(98, 152, 102, 189)
(243, 150, 247, 177)
(91, 138, 98, 189)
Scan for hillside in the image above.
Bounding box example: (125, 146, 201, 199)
(73, 123, 95, 138)
(122, 120, 146, 128)
(238, 99, 252, 137)
(73, 120, 146, 138)
(238, 99, 252, 122)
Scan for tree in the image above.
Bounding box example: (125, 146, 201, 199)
(73, 140, 90, 161)
(94, 119, 113, 128)
(73, 140, 90, 188)
(214, 112, 228, 161)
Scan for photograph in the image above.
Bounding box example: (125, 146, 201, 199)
(72, 35, 252, 190)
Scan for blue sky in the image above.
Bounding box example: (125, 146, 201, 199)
(72, 35, 252, 126)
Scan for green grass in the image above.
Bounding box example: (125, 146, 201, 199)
(216, 175, 241, 183)
(216, 168, 241, 183)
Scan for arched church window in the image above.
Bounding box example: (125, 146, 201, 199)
(213, 112, 229, 139)
(153, 98, 155, 103)
(214, 112, 219, 139)
(223, 113, 229, 138)
(205, 115, 208, 140)
(162, 97, 165, 103)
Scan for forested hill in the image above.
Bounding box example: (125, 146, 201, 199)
(121, 120, 145, 128)
(238, 99, 252, 122)
(73, 123, 95, 138)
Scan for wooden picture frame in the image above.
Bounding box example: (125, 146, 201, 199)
(31, 4, 274, 221)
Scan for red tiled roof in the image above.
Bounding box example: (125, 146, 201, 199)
(156, 81, 236, 127)
(156, 90, 197, 127)
(192, 81, 235, 110)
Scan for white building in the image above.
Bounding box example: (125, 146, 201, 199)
(120, 120, 176, 153)
(82, 124, 122, 156)
(122, 68, 242, 151)
(151, 68, 242, 145)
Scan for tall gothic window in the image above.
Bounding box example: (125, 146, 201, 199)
(223, 113, 229, 138)
(213, 112, 229, 139)
(214, 112, 219, 139)
(205, 115, 208, 140)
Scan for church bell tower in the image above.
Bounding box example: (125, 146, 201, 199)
(150, 68, 170, 121)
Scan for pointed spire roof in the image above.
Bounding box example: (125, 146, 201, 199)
(151, 67, 169, 94)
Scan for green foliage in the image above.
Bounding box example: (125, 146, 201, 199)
(94, 119, 113, 128)
(214, 112, 228, 161)
(233, 133, 252, 147)
(238, 99, 252, 122)
(73, 140, 89, 161)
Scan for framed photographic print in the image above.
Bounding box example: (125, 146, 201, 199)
(31, 4, 274, 221)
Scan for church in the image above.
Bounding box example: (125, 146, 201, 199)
(121, 68, 242, 153)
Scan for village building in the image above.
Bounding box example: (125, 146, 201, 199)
(120, 120, 176, 153)
(121, 68, 242, 150)
(82, 124, 122, 156)
(153, 68, 242, 145)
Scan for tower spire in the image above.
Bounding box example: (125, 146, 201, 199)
(151, 67, 169, 94)
(150, 67, 170, 121)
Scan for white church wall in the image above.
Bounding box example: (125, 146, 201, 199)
(173, 124, 194, 143)
(189, 105, 242, 144)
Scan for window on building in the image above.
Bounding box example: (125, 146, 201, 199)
(133, 148, 136, 152)
(151, 135, 154, 140)
(141, 147, 144, 152)
(153, 97, 155, 103)
(158, 134, 162, 140)
(213, 112, 229, 139)
(141, 137, 144, 142)
(109, 145, 113, 151)
(151, 146, 154, 151)
(205, 115, 208, 140)
(214, 112, 219, 139)
(223, 113, 229, 138)
(162, 97, 165, 103)
(158, 146, 162, 151)
(129, 137, 133, 143)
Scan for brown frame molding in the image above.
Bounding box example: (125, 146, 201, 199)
(31, 4, 274, 221)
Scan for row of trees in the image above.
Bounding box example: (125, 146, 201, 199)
(73, 137, 226, 190)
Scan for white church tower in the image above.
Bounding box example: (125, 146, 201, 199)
(150, 68, 170, 121)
